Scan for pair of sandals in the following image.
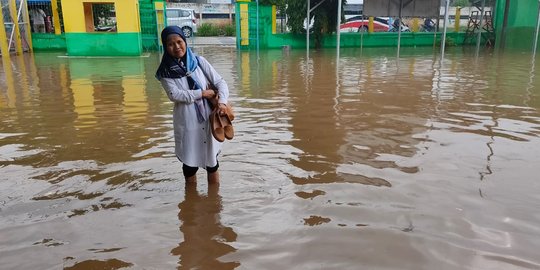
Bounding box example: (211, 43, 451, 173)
(210, 107, 234, 142)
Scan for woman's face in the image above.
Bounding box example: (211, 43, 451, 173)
(165, 34, 186, 59)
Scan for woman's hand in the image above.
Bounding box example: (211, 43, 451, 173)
(202, 89, 216, 99)
(218, 103, 228, 116)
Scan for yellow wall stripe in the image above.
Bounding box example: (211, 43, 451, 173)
(272, 5, 276, 34)
(240, 4, 249, 46)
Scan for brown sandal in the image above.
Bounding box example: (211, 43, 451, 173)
(210, 109, 225, 142)
(221, 113, 234, 140)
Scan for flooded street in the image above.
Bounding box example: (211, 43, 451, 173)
(1, 47, 540, 269)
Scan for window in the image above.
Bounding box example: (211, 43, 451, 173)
(166, 10, 179, 18)
(180, 10, 191, 18)
(84, 3, 117, 32)
(167, 9, 192, 19)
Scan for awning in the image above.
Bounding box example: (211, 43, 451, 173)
(364, 0, 439, 17)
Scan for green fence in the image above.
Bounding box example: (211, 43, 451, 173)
(139, 0, 159, 52)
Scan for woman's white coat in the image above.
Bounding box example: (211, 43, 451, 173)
(159, 56, 229, 168)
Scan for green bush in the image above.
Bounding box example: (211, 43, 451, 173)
(197, 23, 215, 36)
(223, 24, 235, 36)
(197, 23, 236, 36)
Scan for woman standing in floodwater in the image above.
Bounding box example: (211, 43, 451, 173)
(156, 26, 230, 184)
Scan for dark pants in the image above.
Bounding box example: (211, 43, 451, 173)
(182, 161, 219, 178)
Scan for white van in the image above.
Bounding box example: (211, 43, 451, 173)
(166, 8, 198, 38)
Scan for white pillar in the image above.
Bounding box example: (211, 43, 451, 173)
(307, 0, 310, 53)
(441, 0, 450, 59)
(534, 0, 540, 54)
(336, 0, 342, 50)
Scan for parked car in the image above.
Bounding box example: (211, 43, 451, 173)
(166, 8, 198, 38)
(340, 16, 409, 33)
(340, 16, 387, 32)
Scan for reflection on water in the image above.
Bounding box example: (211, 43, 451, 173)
(1, 47, 540, 269)
(63, 258, 133, 270)
(172, 184, 239, 269)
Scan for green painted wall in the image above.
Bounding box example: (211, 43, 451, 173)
(495, 0, 539, 50)
(65, 33, 142, 56)
(266, 32, 467, 49)
(31, 34, 67, 51)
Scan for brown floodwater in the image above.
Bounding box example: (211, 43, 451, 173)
(1, 46, 540, 270)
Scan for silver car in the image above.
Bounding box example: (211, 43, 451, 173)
(166, 8, 198, 38)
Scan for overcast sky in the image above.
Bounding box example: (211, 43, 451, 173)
(347, 0, 363, 4)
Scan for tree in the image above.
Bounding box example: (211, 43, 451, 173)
(284, 0, 345, 48)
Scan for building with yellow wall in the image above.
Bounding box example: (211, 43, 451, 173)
(61, 0, 142, 56)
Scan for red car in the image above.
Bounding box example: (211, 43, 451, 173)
(340, 16, 391, 33)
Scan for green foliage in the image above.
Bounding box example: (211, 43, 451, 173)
(452, 0, 470, 7)
(198, 23, 214, 36)
(197, 23, 236, 37)
(285, 0, 307, 33)
(223, 24, 235, 36)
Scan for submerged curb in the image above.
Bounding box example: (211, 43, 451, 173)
(187, 36, 236, 47)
